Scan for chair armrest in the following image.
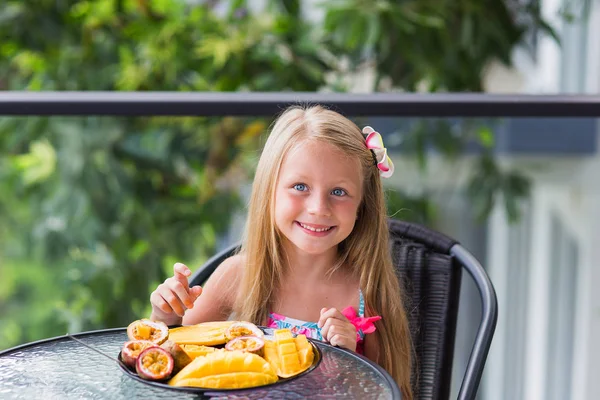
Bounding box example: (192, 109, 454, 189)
(451, 244, 498, 400)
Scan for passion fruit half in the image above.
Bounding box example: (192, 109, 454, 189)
(160, 340, 192, 374)
(135, 346, 174, 381)
(121, 340, 157, 369)
(224, 321, 264, 341)
(127, 319, 169, 345)
(225, 335, 266, 357)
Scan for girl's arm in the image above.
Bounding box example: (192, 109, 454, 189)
(181, 255, 243, 325)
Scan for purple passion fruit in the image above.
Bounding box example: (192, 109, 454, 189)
(160, 340, 192, 374)
(121, 340, 157, 369)
(135, 346, 174, 381)
(224, 322, 264, 341)
(225, 335, 265, 357)
(127, 319, 169, 345)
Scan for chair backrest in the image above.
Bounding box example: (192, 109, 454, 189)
(388, 219, 462, 399)
(189, 219, 497, 400)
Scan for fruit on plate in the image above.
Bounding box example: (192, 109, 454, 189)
(136, 346, 174, 381)
(224, 321, 264, 341)
(179, 344, 217, 359)
(225, 335, 265, 356)
(121, 340, 158, 369)
(168, 349, 278, 389)
(127, 319, 169, 345)
(168, 321, 236, 346)
(263, 329, 314, 378)
(161, 340, 193, 374)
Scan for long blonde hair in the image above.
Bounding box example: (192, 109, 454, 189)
(234, 105, 413, 399)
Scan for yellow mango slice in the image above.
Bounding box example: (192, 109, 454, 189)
(263, 329, 314, 378)
(180, 344, 216, 359)
(136, 324, 151, 340)
(172, 373, 275, 389)
(168, 350, 278, 389)
(168, 321, 237, 346)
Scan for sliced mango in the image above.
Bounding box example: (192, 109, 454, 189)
(137, 324, 152, 340)
(263, 329, 314, 378)
(180, 344, 217, 359)
(168, 321, 236, 346)
(172, 373, 275, 389)
(168, 350, 278, 389)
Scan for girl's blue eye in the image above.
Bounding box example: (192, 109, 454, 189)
(293, 183, 307, 191)
(332, 188, 346, 197)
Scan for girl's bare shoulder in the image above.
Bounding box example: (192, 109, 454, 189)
(182, 253, 245, 324)
(208, 253, 245, 289)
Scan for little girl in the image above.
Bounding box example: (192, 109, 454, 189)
(150, 105, 413, 399)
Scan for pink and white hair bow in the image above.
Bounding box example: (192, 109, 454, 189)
(362, 126, 394, 178)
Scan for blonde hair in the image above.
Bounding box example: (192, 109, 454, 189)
(234, 105, 413, 399)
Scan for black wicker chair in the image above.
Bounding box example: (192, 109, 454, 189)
(189, 219, 497, 400)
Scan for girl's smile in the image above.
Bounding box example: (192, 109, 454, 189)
(295, 221, 336, 236)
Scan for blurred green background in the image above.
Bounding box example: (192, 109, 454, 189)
(0, 0, 564, 349)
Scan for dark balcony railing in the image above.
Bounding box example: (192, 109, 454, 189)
(1, 92, 600, 117)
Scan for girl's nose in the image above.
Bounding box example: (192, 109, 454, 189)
(307, 193, 331, 217)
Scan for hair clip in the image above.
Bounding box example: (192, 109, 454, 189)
(362, 126, 394, 178)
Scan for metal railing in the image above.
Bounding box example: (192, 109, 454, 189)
(1, 92, 600, 117)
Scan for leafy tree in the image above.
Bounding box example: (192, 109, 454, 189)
(0, 0, 566, 348)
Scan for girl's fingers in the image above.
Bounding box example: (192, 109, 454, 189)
(318, 307, 347, 328)
(158, 290, 187, 317)
(320, 317, 355, 343)
(149, 264, 201, 322)
(322, 322, 356, 351)
(320, 317, 333, 339)
(150, 289, 185, 317)
(318, 308, 356, 350)
(173, 263, 191, 286)
(189, 285, 203, 300)
(150, 291, 174, 315)
(329, 333, 356, 352)
(166, 279, 196, 309)
(329, 333, 345, 348)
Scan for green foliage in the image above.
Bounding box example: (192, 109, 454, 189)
(399, 118, 530, 223)
(467, 154, 530, 223)
(0, 0, 560, 349)
(323, 0, 542, 91)
(0, 259, 69, 346)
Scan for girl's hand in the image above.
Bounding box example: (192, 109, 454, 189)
(149, 263, 203, 326)
(318, 307, 357, 352)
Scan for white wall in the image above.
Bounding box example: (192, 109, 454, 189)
(584, 0, 600, 93)
(484, 0, 600, 94)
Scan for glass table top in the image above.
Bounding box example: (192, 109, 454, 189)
(0, 328, 399, 399)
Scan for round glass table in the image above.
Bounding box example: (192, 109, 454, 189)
(0, 328, 400, 399)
